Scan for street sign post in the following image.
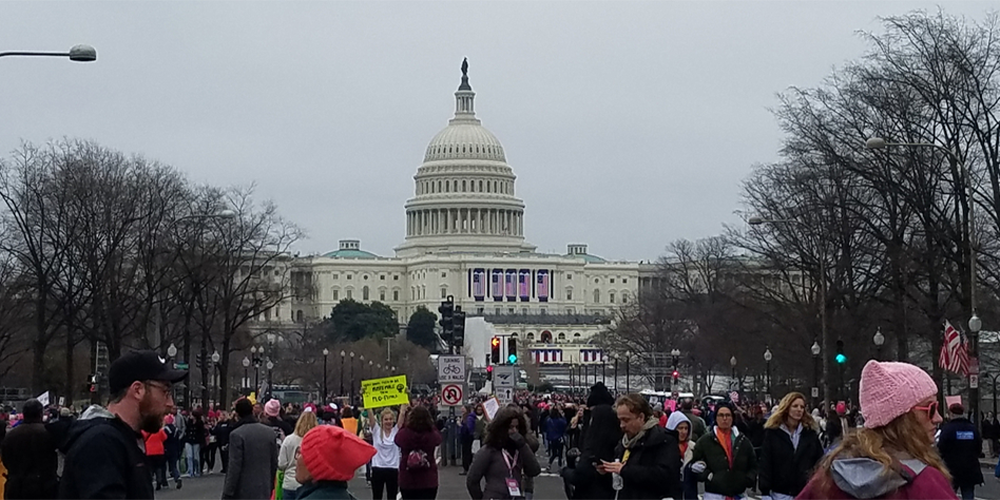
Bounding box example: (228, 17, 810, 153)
(441, 383, 464, 406)
(811, 387, 819, 398)
(496, 387, 514, 404)
(494, 365, 515, 388)
(438, 355, 466, 383)
(970, 374, 979, 389)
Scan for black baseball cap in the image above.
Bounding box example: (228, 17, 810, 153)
(109, 350, 188, 395)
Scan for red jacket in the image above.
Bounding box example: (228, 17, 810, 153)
(143, 429, 167, 456)
(796, 458, 957, 500)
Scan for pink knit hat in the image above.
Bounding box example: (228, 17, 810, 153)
(859, 360, 937, 429)
(264, 398, 281, 418)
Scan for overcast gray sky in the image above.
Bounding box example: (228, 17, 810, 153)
(1, 1, 994, 261)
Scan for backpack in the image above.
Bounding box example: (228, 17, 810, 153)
(406, 449, 431, 470)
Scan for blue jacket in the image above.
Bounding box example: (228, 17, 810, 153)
(545, 416, 567, 443)
(461, 413, 476, 437)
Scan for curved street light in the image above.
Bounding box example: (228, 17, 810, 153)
(0, 44, 97, 62)
(167, 343, 178, 358)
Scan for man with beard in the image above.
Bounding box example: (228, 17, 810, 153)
(58, 350, 187, 499)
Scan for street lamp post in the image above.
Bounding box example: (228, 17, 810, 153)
(368, 360, 373, 380)
(266, 359, 274, 399)
(0, 44, 97, 62)
(322, 348, 329, 404)
(867, 136, 981, 424)
(340, 351, 345, 397)
(241, 357, 250, 394)
(811, 341, 821, 409)
(211, 350, 220, 405)
(873, 328, 885, 361)
(625, 354, 631, 394)
(764, 347, 773, 401)
(730, 356, 737, 392)
(350, 352, 356, 405)
(614, 357, 619, 395)
(671, 348, 681, 393)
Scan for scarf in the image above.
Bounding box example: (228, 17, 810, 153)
(716, 426, 734, 469)
(622, 417, 659, 450)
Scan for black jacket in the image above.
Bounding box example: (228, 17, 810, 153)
(571, 404, 621, 499)
(691, 427, 758, 497)
(612, 424, 682, 500)
(938, 417, 984, 487)
(758, 425, 823, 496)
(58, 410, 154, 499)
(1, 421, 59, 499)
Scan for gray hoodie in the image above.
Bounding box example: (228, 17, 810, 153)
(830, 457, 927, 499)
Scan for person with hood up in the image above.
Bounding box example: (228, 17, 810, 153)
(567, 382, 621, 499)
(1, 398, 58, 499)
(223, 398, 279, 500)
(665, 411, 697, 500)
(679, 399, 708, 442)
(797, 360, 956, 499)
(597, 393, 681, 500)
(757, 391, 823, 500)
(466, 407, 541, 500)
(294, 423, 376, 499)
(937, 402, 983, 500)
(690, 401, 757, 500)
(58, 350, 188, 499)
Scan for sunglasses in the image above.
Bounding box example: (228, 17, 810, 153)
(913, 401, 939, 418)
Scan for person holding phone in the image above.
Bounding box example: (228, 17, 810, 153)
(598, 393, 680, 500)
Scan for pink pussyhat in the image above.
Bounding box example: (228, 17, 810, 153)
(859, 360, 938, 429)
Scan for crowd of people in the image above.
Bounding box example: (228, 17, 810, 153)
(0, 351, 994, 499)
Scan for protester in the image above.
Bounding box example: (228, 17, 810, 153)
(982, 411, 998, 458)
(340, 407, 359, 436)
(183, 408, 206, 477)
(680, 399, 708, 442)
(279, 408, 319, 500)
(214, 411, 234, 474)
(1, 398, 58, 499)
(824, 401, 852, 447)
(797, 360, 956, 499)
(757, 391, 823, 500)
(544, 407, 568, 471)
(596, 393, 680, 500)
(58, 350, 187, 499)
(568, 382, 621, 500)
(143, 423, 169, 491)
(294, 423, 376, 499)
(665, 411, 697, 500)
(690, 401, 757, 500)
(163, 413, 183, 489)
(369, 408, 402, 500)
(395, 404, 442, 499)
(938, 402, 983, 500)
(265, 398, 294, 443)
(222, 398, 279, 500)
(466, 407, 541, 500)
(459, 405, 476, 475)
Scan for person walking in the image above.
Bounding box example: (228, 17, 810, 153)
(1, 398, 58, 499)
(163, 413, 184, 489)
(544, 407, 568, 471)
(665, 411, 697, 500)
(459, 405, 476, 475)
(222, 398, 280, 500)
(394, 404, 442, 499)
(679, 399, 708, 443)
(568, 383, 621, 500)
(369, 408, 401, 500)
(293, 424, 376, 500)
(214, 411, 234, 474)
(757, 391, 823, 500)
(938, 402, 983, 500)
(278, 409, 319, 500)
(142, 425, 169, 491)
(466, 407, 541, 500)
(58, 350, 187, 499)
(797, 360, 957, 499)
(183, 409, 206, 477)
(982, 411, 998, 458)
(690, 402, 757, 500)
(597, 393, 681, 500)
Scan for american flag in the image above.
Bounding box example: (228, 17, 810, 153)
(491, 271, 503, 298)
(537, 271, 549, 299)
(472, 270, 484, 298)
(939, 320, 970, 376)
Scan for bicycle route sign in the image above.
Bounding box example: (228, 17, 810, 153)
(441, 383, 464, 406)
(437, 355, 466, 383)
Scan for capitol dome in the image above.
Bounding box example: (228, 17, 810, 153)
(424, 123, 506, 163)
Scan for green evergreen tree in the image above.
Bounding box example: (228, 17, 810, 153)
(406, 306, 439, 351)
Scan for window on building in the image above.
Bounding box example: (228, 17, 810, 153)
(479, 180, 483, 191)
(594, 278, 599, 284)
(610, 278, 615, 284)
(495, 307, 502, 315)
(332, 289, 339, 301)
(438, 181, 442, 192)
(363, 286, 370, 300)
(347, 275, 353, 280)
(567, 274, 572, 280)
(333, 274, 339, 280)
(363, 275, 369, 280)
(441, 288, 448, 299)
(264, 309, 270, 321)
(521, 308, 528, 315)
(394, 275, 399, 281)
(296, 310, 304, 323)
(623, 278, 628, 283)
(508, 307, 515, 314)
(346, 289, 353, 300)
(593, 289, 600, 303)
(511, 332, 519, 338)
(610, 292, 616, 303)
(541, 331, 552, 343)
(540, 308, 546, 315)
(622, 292, 629, 304)
(380, 275, 386, 280)
(477, 307, 484, 315)
(441, 272, 447, 278)
(574, 332, 581, 339)
(462, 180, 467, 191)
(557, 332, 566, 342)
(527, 333, 535, 341)
(566, 289, 573, 301)
(380, 290, 386, 301)
(393, 290, 399, 301)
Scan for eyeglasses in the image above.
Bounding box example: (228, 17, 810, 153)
(913, 401, 939, 418)
(144, 381, 173, 398)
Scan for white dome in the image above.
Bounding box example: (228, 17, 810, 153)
(424, 123, 506, 162)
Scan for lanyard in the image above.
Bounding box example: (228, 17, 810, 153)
(501, 449, 519, 477)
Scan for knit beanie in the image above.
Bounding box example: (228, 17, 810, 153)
(859, 360, 937, 429)
(264, 398, 281, 418)
(301, 424, 375, 481)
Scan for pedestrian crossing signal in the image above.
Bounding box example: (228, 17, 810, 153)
(836, 340, 847, 364)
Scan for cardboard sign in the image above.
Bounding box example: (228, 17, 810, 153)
(482, 396, 501, 420)
(361, 375, 410, 408)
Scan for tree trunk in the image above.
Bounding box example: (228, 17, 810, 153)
(65, 327, 75, 405)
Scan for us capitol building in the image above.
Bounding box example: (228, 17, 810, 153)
(271, 62, 662, 368)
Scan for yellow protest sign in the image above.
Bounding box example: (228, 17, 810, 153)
(361, 375, 410, 408)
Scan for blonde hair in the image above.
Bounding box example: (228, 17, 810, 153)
(294, 410, 318, 437)
(380, 408, 396, 423)
(810, 410, 950, 495)
(765, 392, 817, 431)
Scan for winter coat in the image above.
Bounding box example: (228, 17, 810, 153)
(691, 426, 757, 498)
(938, 417, 984, 487)
(612, 422, 682, 500)
(544, 416, 567, 445)
(394, 426, 442, 490)
(184, 417, 206, 445)
(222, 417, 279, 500)
(1, 420, 58, 499)
(142, 429, 167, 456)
(163, 423, 183, 460)
(571, 404, 621, 500)
(57, 405, 153, 499)
(757, 425, 823, 496)
(295, 480, 355, 500)
(797, 457, 957, 499)
(466, 441, 541, 500)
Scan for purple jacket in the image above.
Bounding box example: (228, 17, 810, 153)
(394, 427, 442, 490)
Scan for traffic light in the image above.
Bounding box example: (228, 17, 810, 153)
(486, 365, 494, 381)
(491, 336, 501, 364)
(672, 370, 680, 380)
(507, 337, 518, 364)
(835, 339, 847, 364)
(452, 307, 466, 348)
(438, 297, 454, 343)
